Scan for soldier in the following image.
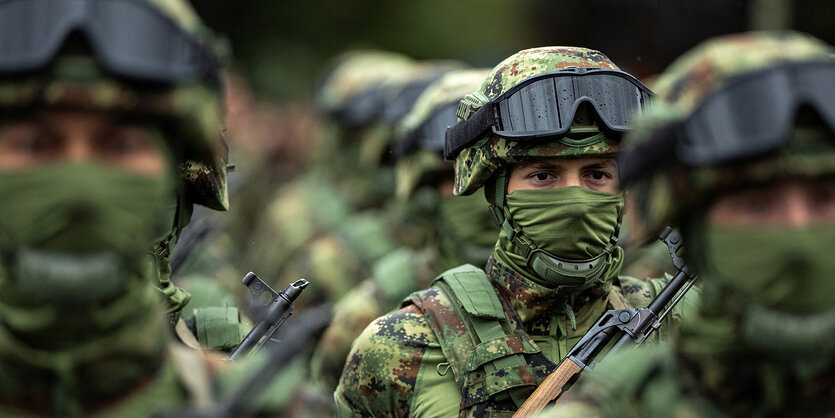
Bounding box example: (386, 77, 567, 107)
(335, 47, 694, 417)
(245, 51, 430, 307)
(306, 68, 494, 399)
(544, 31, 835, 418)
(0, 0, 236, 414)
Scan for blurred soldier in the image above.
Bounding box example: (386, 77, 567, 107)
(335, 47, 694, 417)
(242, 51, 406, 304)
(245, 51, 455, 308)
(0, 0, 238, 414)
(544, 31, 835, 418)
(305, 68, 494, 401)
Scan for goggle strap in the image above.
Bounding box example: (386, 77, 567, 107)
(484, 171, 508, 225)
(444, 102, 496, 160)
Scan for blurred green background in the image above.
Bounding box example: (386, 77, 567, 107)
(192, 0, 835, 102)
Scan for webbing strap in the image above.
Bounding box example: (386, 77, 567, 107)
(469, 316, 530, 407)
(434, 265, 534, 409)
(441, 265, 503, 320)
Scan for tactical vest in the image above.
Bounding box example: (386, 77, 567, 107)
(406, 264, 556, 416)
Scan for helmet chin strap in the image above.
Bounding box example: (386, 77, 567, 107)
(485, 169, 623, 295)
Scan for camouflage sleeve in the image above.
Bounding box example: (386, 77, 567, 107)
(334, 304, 437, 418)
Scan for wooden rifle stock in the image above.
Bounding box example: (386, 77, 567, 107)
(513, 358, 582, 416)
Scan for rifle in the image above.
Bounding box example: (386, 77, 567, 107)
(156, 303, 332, 418)
(228, 272, 309, 361)
(513, 227, 699, 417)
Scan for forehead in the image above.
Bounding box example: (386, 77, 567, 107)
(13, 108, 145, 126)
(513, 156, 616, 169)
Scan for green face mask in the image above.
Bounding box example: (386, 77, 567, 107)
(497, 186, 624, 292)
(437, 192, 498, 267)
(0, 163, 175, 306)
(704, 224, 835, 313)
(699, 224, 835, 355)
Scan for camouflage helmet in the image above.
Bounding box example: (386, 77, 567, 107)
(315, 50, 418, 128)
(452, 47, 625, 195)
(393, 68, 489, 200)
(621, 31, 835, 238)
(0, 0, 229, 210)
(356, 59, 462, 170)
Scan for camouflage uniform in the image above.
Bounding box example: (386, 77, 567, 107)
(308, 69, 495, 395)
(244, 51, 445, 308)
(335, 47, 693, 417)
(0, 0, 248, 415)
(545, 32, 835, 418)
(239, 53, 457, 417)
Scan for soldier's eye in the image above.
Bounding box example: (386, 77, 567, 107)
(100, 126, 155, 157)
(0, 124, 56, 157)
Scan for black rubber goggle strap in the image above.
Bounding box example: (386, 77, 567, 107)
(444, 102, 496, 160)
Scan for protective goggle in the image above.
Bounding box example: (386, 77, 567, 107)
(0, 0, 221, 86)
(619, 60, 835, 182)
(393, 100, 458, 158)
(331, 84, 386, 127)
(444, 67, 652, 159)
(382, 74, 445, 124)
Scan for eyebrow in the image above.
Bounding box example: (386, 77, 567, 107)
(520, 161, 561, 170)
(583, 160, 617, 170)
(518, 159, 617, 171)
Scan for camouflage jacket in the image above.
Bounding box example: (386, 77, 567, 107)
(335, 256, 681, 417)
(544, 340, 835, 418)
(310, 247, 441, 393)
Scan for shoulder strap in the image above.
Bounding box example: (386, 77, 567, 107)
(440, 264, 504, 320)
(407, 264, 546, 413)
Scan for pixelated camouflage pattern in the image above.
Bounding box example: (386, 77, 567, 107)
(453, 47, 622, 195)
(479, 47, 619, 101)
(623, 31, 835, 237)
(308, 248, 440, 392)
(334, 256, 688, 417)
